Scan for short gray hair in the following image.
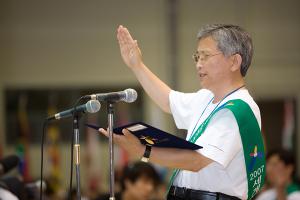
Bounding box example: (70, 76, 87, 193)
(197, 24, 253, 77)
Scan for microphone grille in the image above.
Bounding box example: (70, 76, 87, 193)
(86, 100, 101, 113)
(124, 88, 138, 103)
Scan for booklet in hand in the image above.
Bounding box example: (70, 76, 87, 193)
(86, 122, 202, 150)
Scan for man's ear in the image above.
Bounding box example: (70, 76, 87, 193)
(230, 54, 242, 73)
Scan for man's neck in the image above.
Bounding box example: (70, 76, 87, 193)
(211, 79, 245, 103)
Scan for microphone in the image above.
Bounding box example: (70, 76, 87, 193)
(47, 100, 101, 121)
(0, 155, 20, 176)
(83, 88, 137, 103)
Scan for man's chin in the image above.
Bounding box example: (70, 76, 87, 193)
(199, 82, 208, 90)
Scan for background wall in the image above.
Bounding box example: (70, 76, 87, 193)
(0, 0, 299, 194)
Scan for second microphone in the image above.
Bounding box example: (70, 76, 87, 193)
(83, 88, 138, 103)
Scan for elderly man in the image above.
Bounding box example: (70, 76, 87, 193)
(100, 24, 265, 200)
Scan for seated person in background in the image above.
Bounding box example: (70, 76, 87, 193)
(95, 161, 160, 200)
(255, 149, 300, 200)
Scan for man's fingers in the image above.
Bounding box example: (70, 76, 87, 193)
(117, 26, 127, 45)
(99, 128, 124, 143)
(117, 25, 137, 52)
(99, 128, 108, 137)
(122, 128, 130, 135)
(117, 30, 126, 46)
(122, 129, 136, 140)
(119, 26, 134, 44)
(119, 26, 128, 43)
(117, 27, 133, 55)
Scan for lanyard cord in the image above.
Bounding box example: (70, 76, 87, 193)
(189, 85, 245, 140)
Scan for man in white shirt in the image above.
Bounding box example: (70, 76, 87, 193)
(99, 24, 263, 200)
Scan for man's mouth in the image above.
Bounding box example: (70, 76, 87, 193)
(199, 73, 207, 78)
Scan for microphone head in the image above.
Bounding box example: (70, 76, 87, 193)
(85, 100, 101, 113)
(0, 155, 20, 175)
(124, 88, 138, 103)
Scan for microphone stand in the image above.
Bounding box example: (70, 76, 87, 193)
(73, 113, 81, 200)
(107, 102, 115, 200)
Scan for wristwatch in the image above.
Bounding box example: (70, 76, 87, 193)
(141, 145, 152, 162)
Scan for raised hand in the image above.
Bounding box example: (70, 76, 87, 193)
(117, 25, 143, 69)
(116, 25, 172, 113)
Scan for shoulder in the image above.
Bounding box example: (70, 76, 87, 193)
(226, 89, 261, 128)
(170, 88, 212, 97)
(170, 89, 213, 103)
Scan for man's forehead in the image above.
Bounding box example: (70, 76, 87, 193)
(197, 36, 218, 52)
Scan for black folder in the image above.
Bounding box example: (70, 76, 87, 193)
(86, 122, 202, 150)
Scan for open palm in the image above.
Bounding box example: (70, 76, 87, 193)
(117, 25, 143, 69)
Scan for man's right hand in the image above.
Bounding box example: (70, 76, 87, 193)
(116, 25, 172, 113)
(117, 25, 143, 70)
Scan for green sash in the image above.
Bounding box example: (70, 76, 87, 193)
(168, 99, 266, 199)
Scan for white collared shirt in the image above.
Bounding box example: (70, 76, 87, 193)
(169, 89, 261, 200)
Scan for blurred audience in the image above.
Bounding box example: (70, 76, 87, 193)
(0, 155, 165, 200)
(0, 155, 25, 200)
(95, 161, 160, 200)
(255, 149, 300, 200)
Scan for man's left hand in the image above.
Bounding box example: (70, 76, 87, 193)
(99, 128, 144, 159)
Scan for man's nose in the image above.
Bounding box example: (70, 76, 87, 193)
(196, 60, 204, 70)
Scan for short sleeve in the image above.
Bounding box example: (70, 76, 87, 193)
(169, 89, 212, 130)
(196, 109, 242, 167)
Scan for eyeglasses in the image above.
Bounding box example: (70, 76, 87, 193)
(192, 51, 222, 63)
